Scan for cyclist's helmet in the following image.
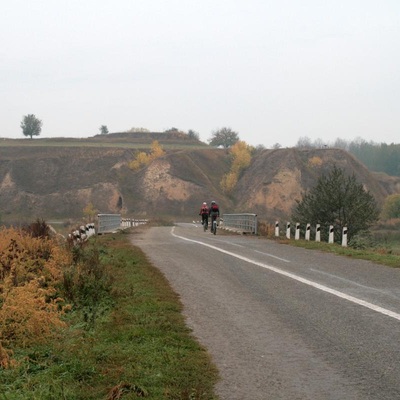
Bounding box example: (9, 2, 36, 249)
(211, 201, 216, 205)
(203, 202, 207, 205)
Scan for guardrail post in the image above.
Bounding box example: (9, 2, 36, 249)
(328, 225, 334, 243)
(315, 224, 321, 242)
(275, 221, 279, 237)
(286, 222, 291, 239)
(295, 223, 300, 240)
(342, 227, 348, 247)
(305, 223, 310, 241)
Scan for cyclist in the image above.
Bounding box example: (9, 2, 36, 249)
(209, 200, 220, 233)
(199, 202, 209, 229)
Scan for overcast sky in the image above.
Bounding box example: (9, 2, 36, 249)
(2, 1, 399, 147)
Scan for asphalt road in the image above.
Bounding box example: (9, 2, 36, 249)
(132, 223, 400, 400)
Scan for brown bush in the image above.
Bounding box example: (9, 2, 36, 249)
(0, 227, 72, 366)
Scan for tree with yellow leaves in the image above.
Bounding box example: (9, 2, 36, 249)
(129, 141, 165, 171)
(220, 141, 253, 194)
(83, 202, 97, 222)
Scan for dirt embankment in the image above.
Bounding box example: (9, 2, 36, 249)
(0, 137, 399, 223)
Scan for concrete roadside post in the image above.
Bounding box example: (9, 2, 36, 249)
(286, 222, 291, 239)
(305, 223, 311, 241)
(342, 227, 348, 247)
(329, 225, 334, 244)
(295, 223, 300, 240)
(315, 224, 321, 242)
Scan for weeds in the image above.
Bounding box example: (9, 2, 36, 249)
(62, 244, 113, 329)
(0, 230, 219, 399)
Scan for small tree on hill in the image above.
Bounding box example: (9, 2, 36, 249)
(187, 129, 199, 140)
(292, 165, 379, 242)
(99, 125, 109, 135)
(208, 127, 239, 148)
(21, 114, 42, 139)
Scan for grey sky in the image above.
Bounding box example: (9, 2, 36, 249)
(2, 0, 399, 147)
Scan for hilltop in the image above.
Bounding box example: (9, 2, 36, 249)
(0, 132, 399, 224)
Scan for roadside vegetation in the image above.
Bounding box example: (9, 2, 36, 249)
(291, 165, 379, 243)
(0, 224, 219, 399)
(258, 219, 400, 268)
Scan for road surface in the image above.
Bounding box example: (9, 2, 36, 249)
(133, 223, 400, 400)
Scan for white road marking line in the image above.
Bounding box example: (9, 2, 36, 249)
(171, 227, 400, 322)
(309, 268, 400, 300)
(253, 249, 290, 263)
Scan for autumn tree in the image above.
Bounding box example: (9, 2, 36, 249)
(221, 141, 253, 194)
(208, 127, 239, 148)
(21, 114, 42, 139)
(150, 140, 165, 159)
(129, 140, 165, 171)
(292, 165, 379, 242)
(83, 202, 97, 222)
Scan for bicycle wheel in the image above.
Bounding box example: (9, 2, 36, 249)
(213, 220, 217, 235)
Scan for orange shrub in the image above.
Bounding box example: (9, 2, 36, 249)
(0, 227, 72, 366)
(0, 280, 66, 348)
(308, 156, 323, 167)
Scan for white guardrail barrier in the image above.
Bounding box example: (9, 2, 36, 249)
(68, 215, 148, 245)
(222, 213, 258, 234)
(97, 214, 149, 235)
(275, 221, 349, 247)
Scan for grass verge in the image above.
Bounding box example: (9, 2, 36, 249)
(0, 232, 219, 400)
(277, 238, 400, 268)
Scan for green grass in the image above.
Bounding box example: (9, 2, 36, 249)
(277, 237, 400, 268)
(0, 233, 219, 400)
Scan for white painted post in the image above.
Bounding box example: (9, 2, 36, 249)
(275, 221, 279, 237)
(305, 224, 311, 240)
(328, 225, 334, 243)
(295, 223, 300, 240)
(315, 224, 321, 242)
(286, 222, 291, 239)
(305, 223, 311, 241)
(342, 227, 348, 247)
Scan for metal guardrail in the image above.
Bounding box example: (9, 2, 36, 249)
(97, 213, 122, 234)
(222, 213, 258, 234)
(97, 214, 149, 234)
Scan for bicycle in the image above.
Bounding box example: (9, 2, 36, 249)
(203, 217, 208, 231)
(210, 216, 218, 235)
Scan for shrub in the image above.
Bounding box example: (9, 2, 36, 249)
(62, 245, 113, 329)
(0, 227, 71, 364)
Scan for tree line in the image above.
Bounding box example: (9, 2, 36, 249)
(296, 136, 400, 177)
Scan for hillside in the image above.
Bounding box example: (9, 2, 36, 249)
(1, 132, 399, 224)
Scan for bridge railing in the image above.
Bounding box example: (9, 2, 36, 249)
(97, 213, 122, 234)
(97, 214, 149, 234)
(222, 213, 258, 234)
